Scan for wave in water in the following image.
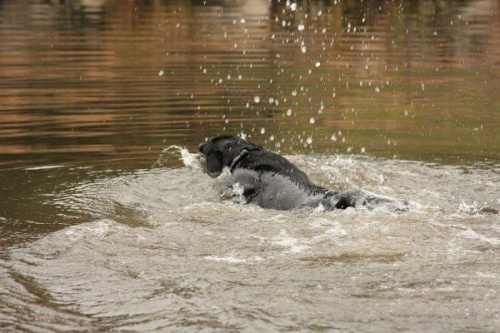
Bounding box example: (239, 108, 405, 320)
(2, 154, 499, 331)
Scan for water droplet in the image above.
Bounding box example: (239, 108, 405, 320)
(286, 109, 292, 116)
(298, 24, 305, 31)
(260, 128, 266, 134)
(310, 117, 315, 124)
(290, 2, 297, 11)
(306, 137, 313, 144)
(315, 61, 320, 67)
(254, 96, 261, 103)
(375, 87, 380, 93)
(301, 45, 307, 53)
(158, 70, 164, 77)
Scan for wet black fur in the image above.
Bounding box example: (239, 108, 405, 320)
(199, 135, 407, 211)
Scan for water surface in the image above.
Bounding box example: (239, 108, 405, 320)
(1, 0, 500, 332)
(1, 0, 499, 168)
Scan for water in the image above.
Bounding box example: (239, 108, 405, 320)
(1, 1, 500, 331)
(2, 154, 500, 331)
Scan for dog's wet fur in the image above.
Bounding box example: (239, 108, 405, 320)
(199, 135, 408, 211)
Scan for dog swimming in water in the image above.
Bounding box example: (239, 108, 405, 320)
(198, 135, 408, 211)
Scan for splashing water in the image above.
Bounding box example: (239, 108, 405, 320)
(155, 145, 204, 170)
(1, 154, 500, 332)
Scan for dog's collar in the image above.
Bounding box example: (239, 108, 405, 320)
(229, 149, 249, 172)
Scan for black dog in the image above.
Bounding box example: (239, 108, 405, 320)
(199, 135, 408, 211)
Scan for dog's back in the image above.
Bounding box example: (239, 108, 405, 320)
(236, 150, 329, 196)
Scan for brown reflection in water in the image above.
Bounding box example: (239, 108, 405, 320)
(0, 0, 499, 168)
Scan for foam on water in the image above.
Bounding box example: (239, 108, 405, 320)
(272, 229, 311, 254)
(2, 154, 500, 331)
(204, 256, 248, 264)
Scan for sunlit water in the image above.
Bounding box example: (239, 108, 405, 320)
(1, 0, 500, 332)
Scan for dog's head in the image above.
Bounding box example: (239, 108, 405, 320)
(199, 135, 262, 178)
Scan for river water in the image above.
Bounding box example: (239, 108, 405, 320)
(1, 0, 499, 332)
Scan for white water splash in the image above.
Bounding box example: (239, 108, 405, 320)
(155, 145, 203, 170)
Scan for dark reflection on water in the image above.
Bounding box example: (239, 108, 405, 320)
(0, 0, 499, 169)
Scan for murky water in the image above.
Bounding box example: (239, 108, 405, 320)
(1, 1, 500, 332)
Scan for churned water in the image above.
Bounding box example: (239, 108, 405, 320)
(1, 150, 499, 331)
(1, 0, 500, 332)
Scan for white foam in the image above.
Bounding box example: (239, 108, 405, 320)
(204, 256, 246, 263)
(310, 218, 337, 228)
(65, 219, 124, 242)
(459, 201, 481, 214)
(325, 225, 348, 237)
(460, 228, 500, 245)
(221, 182, 247, 204)
(272, 230, 310, 253)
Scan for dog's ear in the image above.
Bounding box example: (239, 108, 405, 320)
(205, 151, 224, 178)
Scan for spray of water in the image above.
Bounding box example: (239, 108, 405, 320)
(154, 145, 204, 170)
